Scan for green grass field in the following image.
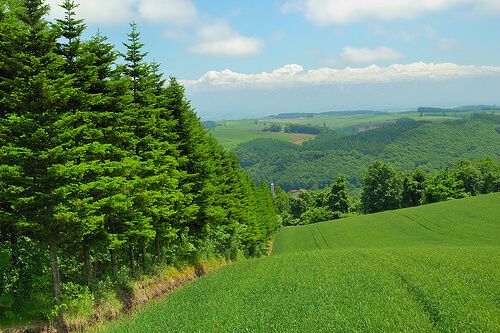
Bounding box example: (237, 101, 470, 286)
(94, 193, 500, 332)
(210, 129, 314, 149)
(208, 113, 467, 148)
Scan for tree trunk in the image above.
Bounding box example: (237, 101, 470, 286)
(141, 244, 147, 273)
(129, 245, 136, 277)
(83, 248, 92, 286)
(110, 249, 118, 281)
(49, 241, 63, 306)
(155, 234, 161, 264)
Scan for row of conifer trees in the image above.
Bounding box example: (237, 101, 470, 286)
(0, 0, 277, 313)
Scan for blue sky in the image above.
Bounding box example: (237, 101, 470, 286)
(46, 0, 500, 119)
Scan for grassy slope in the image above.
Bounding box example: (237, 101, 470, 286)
(95, 193, 500, 332)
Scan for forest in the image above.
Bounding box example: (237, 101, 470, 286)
(237, 114, 500, 192)
(0, 0, 276, 325)
(273, 157, 500, 226)
(1, 0, 500, 330)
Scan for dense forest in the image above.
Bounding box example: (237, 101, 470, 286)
(274, 157, 500, 226)
(0, 0, 276, 322)
(237, 114, 500, 192)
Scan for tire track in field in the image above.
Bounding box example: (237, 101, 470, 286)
(307, 224, 330, 250)
(308, 225, 321, 250)
(397, 273, 444, 330)
(314, 224, 330, 249)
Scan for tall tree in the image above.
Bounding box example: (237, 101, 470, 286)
(361, 161, 401, 214)
(325, 174, 350, 217)
(0, 0, 75, 307)
(55, 0, 86, 74)
(401, 169, 426, 208)
(121, 21, 148, 103)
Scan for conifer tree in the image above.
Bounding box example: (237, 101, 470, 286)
(0, 0, 75, 306)
(55, 0, 86, 74)
(121, 21, 149, 103)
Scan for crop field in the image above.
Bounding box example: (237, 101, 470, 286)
(95, 193, 500, 332)
(272, 114, 466, 132)
(208, 113, 466, 148)
(210, 129, 314, 149)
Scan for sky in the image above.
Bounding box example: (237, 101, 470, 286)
(46, 0, 500, 120)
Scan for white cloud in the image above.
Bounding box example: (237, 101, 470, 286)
(137, 0, 197, 26)
(340, 46, 404, 64)
(280, 0, 498, 26)
(480, 0, 500, 12)
(46, 0, 197, 26)
(182, 62, 500, 90)
(46, 0, 136, 25)
(190, 19, 264, 57)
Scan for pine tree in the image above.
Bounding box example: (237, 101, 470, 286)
(0, 0, 75, 307)
(121, 21, 149, 103)
(55, 0, 86, 74)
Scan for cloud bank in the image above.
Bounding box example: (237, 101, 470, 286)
(182, 62, 500, 91)
(281, 0, 500, 26)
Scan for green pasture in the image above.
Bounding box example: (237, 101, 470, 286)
(273, 193, 499, 254)
(210, 129, 301, 149)
(215, 119, 267, 131)
(209, 113, 471, 148)
(270, 114, 463, 131)
(95, 193, 500, 332)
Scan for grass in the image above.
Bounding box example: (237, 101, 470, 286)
(209, 114, 466, 148)
(93, 193, 500, 332)
(210, 129, 313, 149)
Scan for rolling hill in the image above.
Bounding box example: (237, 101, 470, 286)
(95, 192, 500, 332)
(240, 115, 500, 191)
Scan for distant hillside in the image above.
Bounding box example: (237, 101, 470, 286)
(236, 114, 500, 191)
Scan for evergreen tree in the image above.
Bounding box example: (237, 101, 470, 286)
(121, 21, 148, 103)
(0, 0, 75, 307)
(55, 0, 86, 74)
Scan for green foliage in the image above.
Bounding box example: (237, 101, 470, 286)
(361, 161, 401, 213)
(233, 138, 298, 168)
(0, 2, 277, 326)
(95, 194, 500, 332)
(241, 117, 500, 192)
(284, 123, 325, 135)
(261, 123, 281, 132)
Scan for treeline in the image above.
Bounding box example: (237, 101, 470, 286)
(417, 105, 499, 116)
(266, 113, 314, 119)
(260, 123, 326, 134)
(275, 157, 500, 226)
(237, 115, 500, 192)
(0, 0, 276, 321)
(284, 123, 325, 135)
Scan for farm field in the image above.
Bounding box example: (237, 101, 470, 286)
(270, 113, 463, 132)
(210, 129, 314, 149)
(94, 193, 500, 332)
(208, 112, 465, 148)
